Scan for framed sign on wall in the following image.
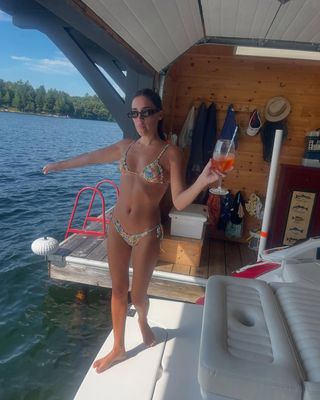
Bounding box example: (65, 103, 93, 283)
(282, 191, 316, 245)
(268, 165, 320, 248)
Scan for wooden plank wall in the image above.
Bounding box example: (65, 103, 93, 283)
(162, 44, 320, 241)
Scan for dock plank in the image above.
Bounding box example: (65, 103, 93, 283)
(239, 244, 258, 267)
(86, 238, 107, 261)
(189, 265, 208, 278)
(49, 260, 204, 303)
(209, 240, 226, 276)
(147, 278, 205, 303)
(190, 238, 210, 278)
(59, 233, 89, 255)
(225, 241, 242, 274)
(71, 236, 103, 258)
(172, 263, 191, 275)
(49, 231, 257, 303)
(49, 260, 112, 288)
(155, 262, 174, 273)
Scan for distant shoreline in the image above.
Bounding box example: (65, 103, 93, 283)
(0, 107, 113, 122)
(0, 80, 115, 122)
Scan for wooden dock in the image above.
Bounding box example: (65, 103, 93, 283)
(48, 227, 258, 303)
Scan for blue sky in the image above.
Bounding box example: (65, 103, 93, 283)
(0, 10, 94, 96)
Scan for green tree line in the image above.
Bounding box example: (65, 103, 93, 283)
(0, 79, 114, 121)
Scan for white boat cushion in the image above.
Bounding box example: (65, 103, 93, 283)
(274, 283, 320, 400)
(74, 316, 167, 400)
(282, 261, 320, 288)
(198, 276, 302, 400)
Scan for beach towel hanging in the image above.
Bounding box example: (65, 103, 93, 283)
(178, 105, 195, 148)
(220, 104, 238, 147)
(260, 120, 288, 162)
(203, 102, 217, 166)
(186, 102, 207, 184)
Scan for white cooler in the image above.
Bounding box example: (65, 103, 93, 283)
(169, 204, 208, 239)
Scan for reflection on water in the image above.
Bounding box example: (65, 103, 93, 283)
(0, 112, 122, 399)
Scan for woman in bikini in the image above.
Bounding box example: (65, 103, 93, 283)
(43, 88, 221, 373)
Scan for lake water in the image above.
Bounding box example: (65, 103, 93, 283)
(0, 112, 122, 400)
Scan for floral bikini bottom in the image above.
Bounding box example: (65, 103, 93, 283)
(112, 217, 162, 247)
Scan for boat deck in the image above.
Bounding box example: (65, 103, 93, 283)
(48, 228, 258, 303)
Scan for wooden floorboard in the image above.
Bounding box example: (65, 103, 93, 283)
(155, 262, 173, 273)
(193, 237, 210, 278)
(172, 263, 191, 275)
(225, 241, 242, 275)
(60, 233, 88, 255)
(147, 279, 205, 303)
(59, 233, 256, 277)
(51, 232, 257, 302)
(86, 238, 107, 261)
(239, 243, 258, 267)
(209, 240, 226, 276)
(71, 235, 102, 258)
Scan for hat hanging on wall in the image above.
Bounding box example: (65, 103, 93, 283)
(246, 109, 262, 136)
(264, 96, 291, 122)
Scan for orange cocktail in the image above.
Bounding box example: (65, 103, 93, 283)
(211, 155, 235, 173)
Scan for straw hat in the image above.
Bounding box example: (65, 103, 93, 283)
(264, 96, 291, 122)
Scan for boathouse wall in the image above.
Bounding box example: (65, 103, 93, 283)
(162, 44, 320, 242)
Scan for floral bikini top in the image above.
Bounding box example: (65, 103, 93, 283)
(119, 142, 170, 184)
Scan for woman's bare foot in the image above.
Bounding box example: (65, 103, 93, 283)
(93, 349, 127, 373)
(138, 319, 156, 347)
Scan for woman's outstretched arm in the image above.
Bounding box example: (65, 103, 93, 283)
(42, 139, 131, 174)
(169, 145, 221, 210)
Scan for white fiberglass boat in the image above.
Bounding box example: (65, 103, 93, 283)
(75, 237, 320, 400)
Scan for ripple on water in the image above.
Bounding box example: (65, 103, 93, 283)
(0, 113, 120, 400)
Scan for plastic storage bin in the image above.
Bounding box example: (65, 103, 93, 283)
(169, 204, 208, 239)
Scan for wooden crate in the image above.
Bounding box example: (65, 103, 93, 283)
(159, 234, 203, 267)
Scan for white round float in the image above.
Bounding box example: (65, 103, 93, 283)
(31, 236, 59, 256)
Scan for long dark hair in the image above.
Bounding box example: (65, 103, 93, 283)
(133, 88, 166, 141)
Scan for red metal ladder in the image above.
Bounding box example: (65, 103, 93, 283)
(65, 179, 119, 239)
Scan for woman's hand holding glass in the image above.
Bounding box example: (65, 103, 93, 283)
(197, 159, 224, 187)
(209, 139, 235, 195)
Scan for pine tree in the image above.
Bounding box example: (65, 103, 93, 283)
(0, 79, 114, 121)
(35, 86, 46, 113)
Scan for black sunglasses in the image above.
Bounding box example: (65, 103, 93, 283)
(127, 108, 159, 119)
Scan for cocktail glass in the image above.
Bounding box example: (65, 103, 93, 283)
(209, 139, 235, 196)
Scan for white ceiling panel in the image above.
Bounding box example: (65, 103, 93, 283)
(202, 0, 280, 39)
(202, 0, 320, 46)
(266, 0, 320, 43)
(81, 0, 320, 72)
(82, 0, 204, 72)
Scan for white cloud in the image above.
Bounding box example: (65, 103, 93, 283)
(10, 54, 77, 75)
(0, 11, 12, 22)
(31, 58, 77, 74)
(11, 56, 33, 62)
